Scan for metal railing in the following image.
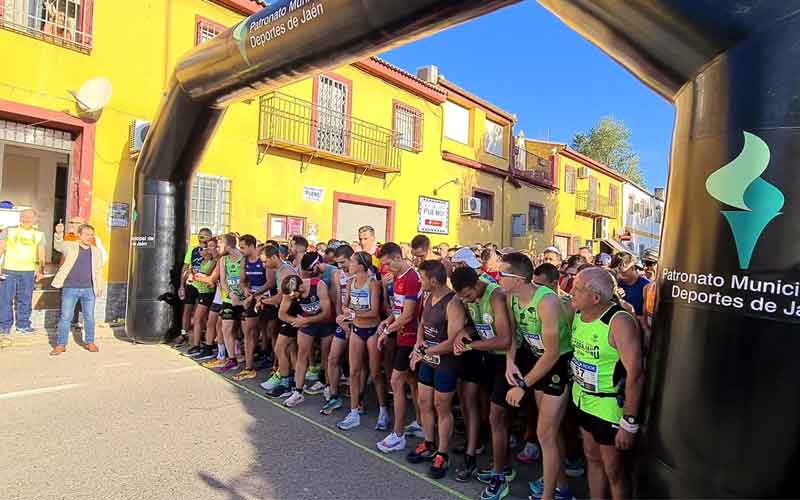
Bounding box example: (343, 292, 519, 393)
(0, 0, 92, 51)
(512, 146, 554, 186)
(258, 92, 401, 173)
(576, 191, 617, 218)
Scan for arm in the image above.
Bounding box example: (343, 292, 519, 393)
(505, 293, 518, 363)
(194, 260, 219, 285)
(278, 294, 297, 324)
(218, 259, 229, 296)
(299, 281, 332, 326)
(36, 239, 46, 280)
(470, 289, 512, 352)
(331, 269, 343, 316)
(611, 313, 645, 450)
(521, 295, 562, 386)
(53, 228, 65, 253)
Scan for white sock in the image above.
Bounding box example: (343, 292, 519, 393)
(379, 406, 389, 416)
(217, 343, 226, 359)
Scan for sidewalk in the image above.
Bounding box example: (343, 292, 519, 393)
(0, 324, 124, 350)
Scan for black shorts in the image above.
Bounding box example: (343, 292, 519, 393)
(458, 349, 487, 385)
(221, 303, 244, 321)
(487, 349, 536, 408)
(300, 323, 335, 338)
(245, 301, 261, 319)
(183, 285, 200, 305)
(279, 322, 297, 338)
(393, 345, 414, 372)
(197, 292, 215, 308)
(575, 405, 619, 446)
(261, 304, 278, 321)
(209, 302, 223, 314)
(417, 363, 457, 393)
(532, 352, 572, 396)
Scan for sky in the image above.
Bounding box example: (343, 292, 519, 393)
(382, 1, 675, 189)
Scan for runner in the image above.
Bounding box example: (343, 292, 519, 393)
(259, 245, 298, 396)
(570, 267, 643, 500)
(451, 247, 497, 284)
(451, 266, 515, 500)
(217, 233, 246, 373)
(374, 243, 422, 446)
(234, 234, 268, 381)
(183, 238, 218, 358)
(406, 259, 466, 479)
(278, 255, 333, 408)
(321, 244, 354, 415)
(178, 227, 212, 345)
(410, 234, 439, 266)
(302, 251, 341, 395)
(500, 253, 574, 500)
(542, 247, 563, 268)
(289, 235, 309, 271)
(337, 251, 387, 430)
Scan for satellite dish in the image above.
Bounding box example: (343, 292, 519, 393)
(69, 77, 112, 119)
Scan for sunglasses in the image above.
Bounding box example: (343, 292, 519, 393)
(499, 271, 528, 280)
(643, 260, 657, 267)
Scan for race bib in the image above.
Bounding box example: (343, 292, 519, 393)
(423, 340, 440, 366)
(300, 299, 321, 315)
(350, 289, 370, 311)
(523, 330, 545, 355)
(571, 358, 598, 392)
(475, 323, 495, 340)
(392, 294, 404, 318)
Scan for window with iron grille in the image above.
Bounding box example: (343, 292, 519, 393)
(528, 204, 545, 232)
(191, 175, 230, 235)
(196, 16, 225, 45)
(393, 102, 423, 152)
(315, 75, 349, 155)
(484, 119, 505, 157)
(565, 166, 576, 193)
(1, 0, 94, 51)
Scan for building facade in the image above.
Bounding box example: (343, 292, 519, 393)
(621, 182, 664, 257)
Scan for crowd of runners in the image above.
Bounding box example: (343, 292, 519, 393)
(175, 225, 659, 500)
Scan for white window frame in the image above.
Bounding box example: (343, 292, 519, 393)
(484, 119, 504, 157)
(444, 101, 470, 144)
(191, 174, 230, 235)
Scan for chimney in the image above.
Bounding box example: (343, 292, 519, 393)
(654, 187, 665, 200)
(416, 65, 439, 84)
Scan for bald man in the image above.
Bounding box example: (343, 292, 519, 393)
(0, 209, 45, 335)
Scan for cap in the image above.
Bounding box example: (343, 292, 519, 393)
(643, 248, 659, 262)
(610, 252, 637, 272)
(543, 246, 561, 255)
(594, 253, 612, 267)
(498, 246, 517, 256)
(452, 247, 482, 269)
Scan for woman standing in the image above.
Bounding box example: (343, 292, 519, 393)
(184, 239, 218, 358)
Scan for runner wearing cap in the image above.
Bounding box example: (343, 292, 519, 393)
(641, 248, 659, 351)
(611, 252, 650, 329)
(451, 247, 496, 284)
(542, 247, 563, 268)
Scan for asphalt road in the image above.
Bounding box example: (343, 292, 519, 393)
(0, 336, 582, 500)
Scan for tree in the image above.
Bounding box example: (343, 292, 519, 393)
(572, 116, 646, 186)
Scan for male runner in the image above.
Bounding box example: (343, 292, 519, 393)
(235, 234, 269, 381)
(178, 227, 212, 345)
(217, 233, 246, 373)
(259, 244, 298, 395)
(184, 238, 218, 358)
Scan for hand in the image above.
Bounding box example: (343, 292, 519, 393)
(231, 294, 241, 307)
(453, 332, 472, 356)
(377, 330, 388, 351)
(505, 361, 523, 386)
(506, 386, 525, 407)
(35, 270, 44, 282)
(55, 222, 64, 235)
(292, 317, 308, 328)
(615, 428, 636, 451)
(409, 348, 422, 371)
(95, 288, 103, 299)
(244, 295, 253, 307)
(178, 287, 186, 300)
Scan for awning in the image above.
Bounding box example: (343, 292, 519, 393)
(602, 238, 632, 255)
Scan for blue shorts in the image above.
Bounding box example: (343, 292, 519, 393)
(299, 323, 335, 338)
(334, 326, 348, 341)
(351, 325, 377, 343)
(417, 363, 457, 393)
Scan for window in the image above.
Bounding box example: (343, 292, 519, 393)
(564, 166, 576, 193)
(444, 101, 470, 144)
(528, 204, 545, 232)
(191, 174, 230, 235)
(315, 75, 350, 155)
(609, 185, 619, 208)
(393, 102, 423, 152)
(268, 214, 306, 240)
(655, 205, 663, 224)
(628, 195, 635, 215)
(511, 214, 526, 237)
(2, 0, 94, 50)
(484, 120, 504, 157)
(472, 190, 494, 220)
(196, 16, 225, 45)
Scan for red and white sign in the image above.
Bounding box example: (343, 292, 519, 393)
(418, 196, 449, 235)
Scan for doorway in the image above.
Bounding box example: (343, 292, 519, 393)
(333, 192, 395, 245)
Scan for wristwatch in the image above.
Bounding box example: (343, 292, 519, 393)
(417, 345, 427, 355)
(623, 415, 638, 426)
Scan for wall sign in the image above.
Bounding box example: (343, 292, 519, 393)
(418, 196, 449, 235)
(108, 202, 130, 228)
(303, 186, 324, 203)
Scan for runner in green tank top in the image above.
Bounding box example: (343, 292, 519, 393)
(451, 267, 515, 500)
(217, 234, 246, 373)
(570, 267, 643, 500)
(499, 252, 574, 500)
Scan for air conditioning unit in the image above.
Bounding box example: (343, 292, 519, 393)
(593, 217, 609, 240)
(129, 120, 151, 154)
(416, 65, 439, 84)
(577, 166, 590, 178)
(461, 196, 482, 215)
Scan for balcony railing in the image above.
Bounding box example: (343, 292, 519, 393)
(512, 147, 554, 187)
(0, 0, 93, 51)
(258, 92, 401, 174)
(576, 191, 617, 218)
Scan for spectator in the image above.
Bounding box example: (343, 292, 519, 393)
(50, 224, 105, 355)
(54, 216, 108, 264)
(559, 255, 587, 294)
(542, 246, 562, 267)
(578, 246, 593, 263)
(0, 208, 45, 336)
(480, 248, 501, 281)
(611, 251, 650, 326)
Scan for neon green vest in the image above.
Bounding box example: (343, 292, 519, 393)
(3, 227, 43, 271)
(570, 304, 631, 423)
(512, 286, 572, 356)
(192, 259, 216, 294)
(466, 282, 504, 355)
(222, 256, 245, 303)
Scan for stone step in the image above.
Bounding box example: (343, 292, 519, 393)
(0, 326, 125, 351)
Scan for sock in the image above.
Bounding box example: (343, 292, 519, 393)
(465, 453, 476, 466)
(217, 343, 226, 359)
(425, 440, 435, 451)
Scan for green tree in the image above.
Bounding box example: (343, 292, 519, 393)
(572, 116, 646, 186)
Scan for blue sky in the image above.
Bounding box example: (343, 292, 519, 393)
(382, 1, 675, 189)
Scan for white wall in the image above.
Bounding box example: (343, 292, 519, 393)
(622, 182, 663, 257)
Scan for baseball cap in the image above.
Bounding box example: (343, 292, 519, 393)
(543, 246, 561, 255)
(643, 248, 659, 262)
(498, 247, 517, 256)
(452, 247, 482, 269)
(594, 252, 612, 267)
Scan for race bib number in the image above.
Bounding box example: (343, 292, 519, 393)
(392, 294, 404, 318)
(423, 340, 440, 366)
(571, 358, 598, 392)
(350, 289, 370, 311)
(523, 330, 545, 355)
(475, 323, 495, 340)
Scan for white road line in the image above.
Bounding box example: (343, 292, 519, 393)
(0, 383, 82, 400)
(154, 366, 200, 375)
(101, 362, 133, 368)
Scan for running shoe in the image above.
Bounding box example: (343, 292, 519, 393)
(480, 475, 509, 500)
(202, 358, 226, 369)
(407, 442, 436, 464)
(376, 433, 406, 453)
(337, 410, 361, 430)
(516, 442, 541, 464)
(196, 345, 217, 360)
(564, 457, 585, 478)
(509, 433, 522, 450)
(323, 385, 333, 401)
(477, 466, 516, 484)
(174, 334, 188, 347)
(260, 372, 283, 391)
(284, 390, 305, 408)
(429, 453, 449, 479)
(219, 359, 239, 373)
(306, 364, 321, 382)
(375, 407, 390, 431)
(320, 396, 342, 415)
(528, 479, 575, 500)
(404, 421, 426, 439)
(304, 381, 326, 395)
(233, 369, 257, 381)
(455, 456, 478, 483)
(358, 402, 367, 416)
(266, 382, 292, 399)
(16, 327, 35, 336)
(183, 345, 203, 357)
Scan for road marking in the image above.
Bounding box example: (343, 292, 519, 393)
(0, 383, 82, 400)
(160, 345, 471, 500)
(101, 362, 133, 368)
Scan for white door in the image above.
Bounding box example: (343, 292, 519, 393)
(554, 235, 570, 258)
(336, 201, 388, 244)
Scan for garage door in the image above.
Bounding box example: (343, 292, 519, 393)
(335, 202, 388, 244)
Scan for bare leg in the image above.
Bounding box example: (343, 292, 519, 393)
(204, 310, 219, 346)
(462, 381, 481, 455)
(489, 402, 509, 472)
(582, 430, 610, 500)
(535, 390, 570, 499)
(366, 335, 387, 407)
(434, 390, 455, 453)
(327, 337, 348, 397)
(600, 442, 628, 500)
(417, 384, 435, 441)
(294, 332, 314, 390)
(221, 319, 236, 361)
(348, 335, 367, 411)
(243, 317, 258, 370)
(391, 370, 410, 436)
(275, 334, 294, 377)
(320, 335, 333, 385)
(192, 305, 209, 347)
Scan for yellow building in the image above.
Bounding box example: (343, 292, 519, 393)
(526, 140, 625, 257)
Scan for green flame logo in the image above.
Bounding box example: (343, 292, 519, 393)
(705, 131, 784, 270)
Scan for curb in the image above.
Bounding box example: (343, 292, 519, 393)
(0, 326, 125, 350)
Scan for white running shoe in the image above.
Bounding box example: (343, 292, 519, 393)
(337, 410, 361, 430)
(376, 407, 390, 431)
(260, 372, 282, 391)
(323, 385, 333, 401)
(284, 390, 305, 408)
(404, 421, 425, 439)
(376, 432, 407, 453)
(304, 381, 326, 395)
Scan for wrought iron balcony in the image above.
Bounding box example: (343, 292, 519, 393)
(0, 0, 93, 51)
(512, 147, 554, 187)
(258, 92, 401, 174)
(576, 191, 617, 218)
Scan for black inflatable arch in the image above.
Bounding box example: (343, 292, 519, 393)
(127, 1, 800, 496)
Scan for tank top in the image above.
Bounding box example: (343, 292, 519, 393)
(222, 255, 245, 303)
(349, 275, 373, 311)
(275, 262, 295, 295)
(298, 278, 322, 317)
(244, 257, 266, 293)
(571, 304, 631, 423)
(3, 226, 43, 272)
(320, 265, 335, 290)
(512, 286, 572, 356)
(338, 271, 352, 310)
(466, 282, 504, 355)
(422, 291, 458, 371)
(193, 259, 216, 295)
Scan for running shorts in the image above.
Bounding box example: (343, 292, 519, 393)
(278, 322, 297, 338)
(417, 363, 457, 393)
(393, 345, 414, 372)
(334, 325, 348, 341)
(221, 303, 244, 321)
(183, 285, 199, 305)
(350, 325, 377, 343)
(487, 348, 535, 408)
(197, 292, 215, 308)
(531, 352, 572, 396)
(300, 323, 336, 338)
(209, 302, 223, 314)
(261, 304, 279, 321)
(458, 349, 487, 385)
(575, 404, 619, 446)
